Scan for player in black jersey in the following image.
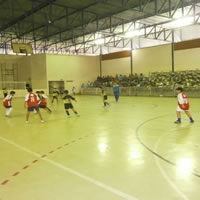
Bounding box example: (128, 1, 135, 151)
(102, 89, 110, 107)
(63, 90, 79, 118)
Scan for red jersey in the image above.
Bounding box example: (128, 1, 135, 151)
(177, 92, 190, 110)
(39, 95, 47, 106)
(25, 93, 39, 107)
(3, 95, 12, 107)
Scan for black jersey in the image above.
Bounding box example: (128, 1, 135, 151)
(63, 95, 75, 104)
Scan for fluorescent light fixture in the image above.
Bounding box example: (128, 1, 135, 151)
(125, 30, 140, 38)
(123, 48, 131, 51)
(95, 38, 104, 45)
(166, 16, 194, 28)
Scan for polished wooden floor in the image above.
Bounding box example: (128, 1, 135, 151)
(0, 95, 199, 200)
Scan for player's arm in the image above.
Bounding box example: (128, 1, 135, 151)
(70, 95, 77, 102)
(24, 101, 27, 109)
(24, 95, 28, 108)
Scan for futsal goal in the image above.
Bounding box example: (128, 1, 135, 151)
(0, 81, 26, 90)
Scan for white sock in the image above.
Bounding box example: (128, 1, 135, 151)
(6, 107, 13, 116)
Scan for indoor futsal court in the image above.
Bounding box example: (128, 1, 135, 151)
(1, 0, 200, 200)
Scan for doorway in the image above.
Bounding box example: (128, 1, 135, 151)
(48, 81, 64, 94)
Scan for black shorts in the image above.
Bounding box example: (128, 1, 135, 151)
(104, 96, 108, 100)
(53, 96, 58, 99)
(39, 105, 46, 108)
(4, 106, 12, 108)
(64, 103, 73, 109)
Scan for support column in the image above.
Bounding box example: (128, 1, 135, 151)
(100, 46, 102, 77)
(171, 30, 175, 72)
(130, 39, 133, 74)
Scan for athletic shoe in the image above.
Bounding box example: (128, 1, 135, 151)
(174, 120, 181, 124)
(41, 120, 45, 123)
(67, 115, 71, 118)
(25, 121, 29, 124)
(190, 120, 194, 123)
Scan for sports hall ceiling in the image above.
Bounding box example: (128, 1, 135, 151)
(0, 0, 200, 55)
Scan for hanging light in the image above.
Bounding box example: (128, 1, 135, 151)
(95, 38, 104, 45)
(165, 16, 194, 28)
(124, 30, 140, 38)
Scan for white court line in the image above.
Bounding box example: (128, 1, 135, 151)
(0, 136, 138, 200)
(154, 136, 189, 200)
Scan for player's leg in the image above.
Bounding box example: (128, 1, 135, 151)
(174, 111, 181, 124)
(64, 104, 70, 117)
(72, 108, 79, 117)
(36, 108, 44, 122)
(56, 96, 59, 103)
(45, 107, 52, 113)
(116, 92, 119, 102)
(114, 92, 119, 102)
(5, 108, 9, 116)
(26, 111, 30, 122)
(6, 107, 13, 116)
(184, 111, 194, 123)
(105, 100, 110, 107)
(65, 109, 71, 117)
(51, 96, 55, 103)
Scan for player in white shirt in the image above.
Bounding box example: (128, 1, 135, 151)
(174, 87, 194, 124)
(3, 91, 15, 117)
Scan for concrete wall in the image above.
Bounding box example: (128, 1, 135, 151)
(102, 57, 131, 76)
(30, 54, 47, 89)
(133, 45, 172, 75)
(101, 44, 200, 75)
(174, 48, 200, 71)
(46, 54, 100, 92)
(18, 56, 31, 83)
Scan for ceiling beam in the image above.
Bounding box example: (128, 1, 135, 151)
(0, 0, 56, 32)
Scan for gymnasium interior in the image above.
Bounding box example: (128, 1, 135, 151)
(0, 0, 200, 200)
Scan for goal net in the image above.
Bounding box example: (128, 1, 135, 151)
(0, 81, 26, 90)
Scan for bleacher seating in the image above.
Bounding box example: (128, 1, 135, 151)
(85, 70, 200, 88)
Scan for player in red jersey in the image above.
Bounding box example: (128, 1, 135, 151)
(3, 91, 16, 117)
(174, 87, 194, 124)
(39, 91, 52, 113)
(24, 88, 44, 123)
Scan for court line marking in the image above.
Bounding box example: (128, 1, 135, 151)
(135, 114, 190, 200)
(135, 114, 200, 178)
(154, 136, 189, 200)
(0, 136, 138, 200)
(0, 135, 91, 186)
(1, 135, 91, 186)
